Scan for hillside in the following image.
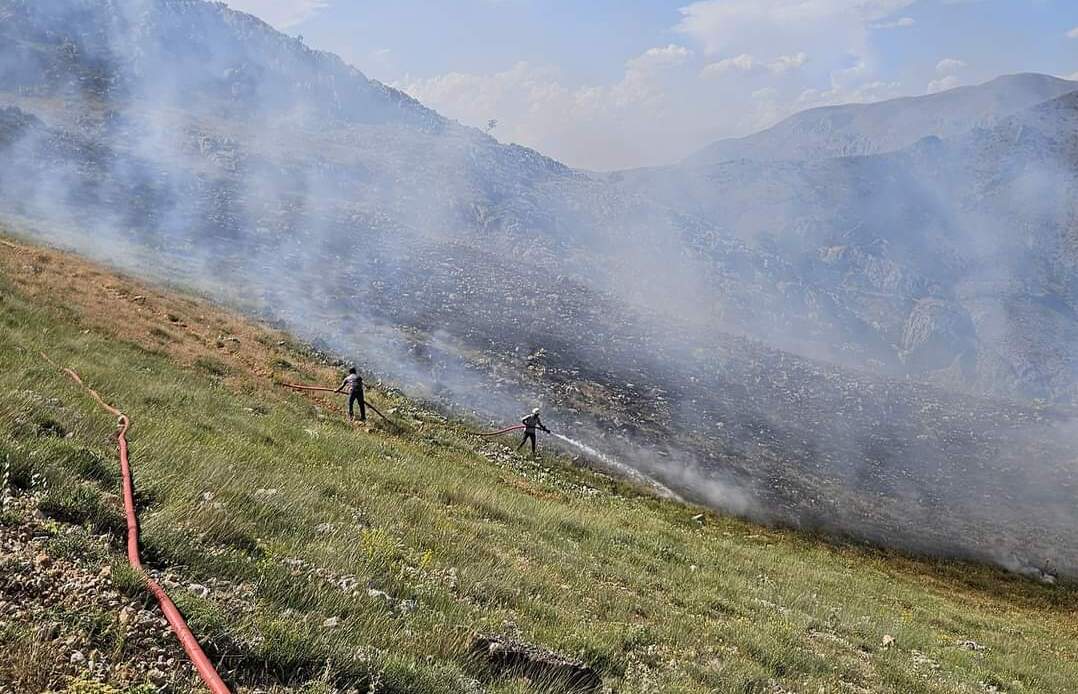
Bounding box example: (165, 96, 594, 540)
(684, 73, 1078, 166)
(4, 234, 1078, 692)
(1, 0, 1077, 590)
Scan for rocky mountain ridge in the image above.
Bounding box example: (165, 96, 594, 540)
(619, 89, 1078, 402)
(685, 72, 1077, 165)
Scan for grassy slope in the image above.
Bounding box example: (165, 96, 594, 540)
(1, 233, 1077, 693)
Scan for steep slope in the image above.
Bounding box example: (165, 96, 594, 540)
(1, 0, 1077, 583)
(4, 236, 1078, 693)
(685, 73, 1078, 165)
(0, 0, 443, 128)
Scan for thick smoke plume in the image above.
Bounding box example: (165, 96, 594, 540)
(1, 0, 1077, 580)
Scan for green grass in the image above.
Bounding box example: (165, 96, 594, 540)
(2, 243, 1078, 692)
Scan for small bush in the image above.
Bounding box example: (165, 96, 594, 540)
(38, 484, 125, 538)
(63, 677, 125, 694)
(132, 483, 162, 509)
(197, 508, 261, 555)
(110, 559, 150, 601)
(34, 416, 67, 438)
(2, 446, 36, 490)
(61, 447, 119, 488)
(249, 621, 377, 687)
(46, 527, 106, 563)
(0, 623, 65, 692)
(194, 357, 231, 377)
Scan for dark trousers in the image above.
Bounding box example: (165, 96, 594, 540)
(348, 387, 366, 421)
(517, 430, 536, 453)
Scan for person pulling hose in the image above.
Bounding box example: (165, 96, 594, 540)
(335, 367, 365, 422)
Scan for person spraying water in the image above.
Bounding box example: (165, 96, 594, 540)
(516, 408, 550, 455)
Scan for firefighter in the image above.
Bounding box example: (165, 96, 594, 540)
(516, 407, 549, 454)
(335, 367, 366, 422)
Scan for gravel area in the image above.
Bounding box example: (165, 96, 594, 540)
(0, 495, 196, 693)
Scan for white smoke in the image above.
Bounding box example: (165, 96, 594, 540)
(1, 0, 1077, 580)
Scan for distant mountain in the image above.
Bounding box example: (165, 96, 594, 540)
(620, 90, 1078, 401)
(685, 73, 1078, 166)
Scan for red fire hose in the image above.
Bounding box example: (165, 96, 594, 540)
(278, 382, 338, 394)
(43, 354, 231, 694)
(478, 424, 526, 437)
(279, 382, 513, 436)
(277, 381, 400, 429)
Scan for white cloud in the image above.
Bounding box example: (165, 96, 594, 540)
(935, 58, 967, 74)
(771, 52, 810, 73)
(675, 0, 914, 122)
(222, 1, 329, 29)
(701, 53, 759, 76)
(390, 1, 1018, 169)
(628, 44, 694, 70)
(927, 57, 967, 93)
(701, 52, 808, 78)
(1067, 27, 1078, 39)
(399, 0, 932, 171)
(676, 0, 915, 55)
(399, 34, 892, 171)
(799, 77, 904, 108)
(397, 47, 701, 170)
(926, 75, 961, 93)
(871, 16, 915, 29)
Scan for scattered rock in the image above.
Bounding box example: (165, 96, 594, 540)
(0, 496, 193, 688)
(470, 634, 601, 691)
(881, 634, 896, 649)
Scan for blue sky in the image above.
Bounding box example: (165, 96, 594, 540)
(226, 1, 1078, 170)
